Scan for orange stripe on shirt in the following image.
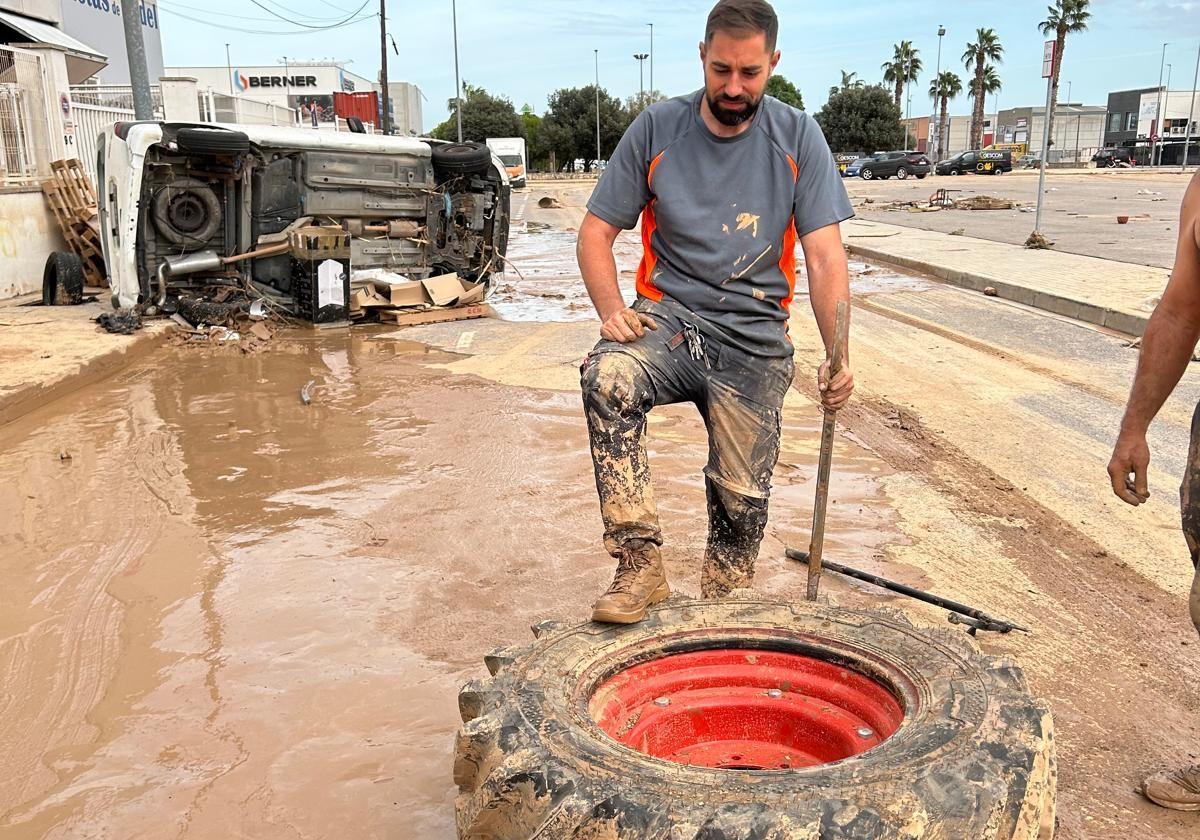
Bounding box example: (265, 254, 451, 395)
(786, 154, 799, 182)
(636, 151, 667, 301)
(778, 216, 797, 313)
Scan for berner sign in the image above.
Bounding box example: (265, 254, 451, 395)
(247, 75, 319, 88)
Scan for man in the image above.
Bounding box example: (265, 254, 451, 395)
(576, 0, 854, 624)
(1108, 169, 1200, 810)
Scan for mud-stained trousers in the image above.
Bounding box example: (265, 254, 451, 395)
(1179, 403, 1200, 637)
(580, 298, 794, 597)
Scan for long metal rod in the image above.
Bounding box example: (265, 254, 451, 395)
(225, 43, 233, 95)
(1183, 42, 1199, 173)
(1154, 43, 1167, 166)
(805, 300, 849, 601)
(595, 49, 601, 167)
(787, 549, 1028, 633)
(121, 0, 154, 119)
(1033, 70, 1053, 234)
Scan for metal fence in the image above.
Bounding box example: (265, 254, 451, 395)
(199, 90, 296, 126)
(72, 102, 135, 185)
(69, 83, 164, 114)
(0, 47, 45, 186)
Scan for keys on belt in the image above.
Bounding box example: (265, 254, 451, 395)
(667, 322, 710, 370)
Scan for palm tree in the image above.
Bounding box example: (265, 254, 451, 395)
(828, 70, 863, 97)
(881, 41, 922, 108)
(928, 71, 963, 161)
(962, 29, 1004, 149)
(1039, 0, 1091, 150)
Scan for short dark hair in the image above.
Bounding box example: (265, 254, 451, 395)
(705, 0, 779, 52)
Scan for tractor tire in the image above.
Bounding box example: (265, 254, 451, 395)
(175, 127, 250, 155)
(454, 596, 1056, 840)
(432, 141, 493, 179)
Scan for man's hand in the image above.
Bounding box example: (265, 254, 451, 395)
(1108, 431, 1151, 506)
(818, 359, 854, 411)
(600, 308, 658, 343)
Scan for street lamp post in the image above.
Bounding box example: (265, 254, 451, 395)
(226, 43, 233, 95)
(932, 25, 944, 164)
(1183, 42, 1199, 172)
(1154, 43, 1168, 166)
(634, 53, 649, 104)
(452, 0, 463, 142)
(904, 55, 913, 150)
(595, 49, 601, 170)
(379, 0, 391, 134)
(648, 23, 654, 95)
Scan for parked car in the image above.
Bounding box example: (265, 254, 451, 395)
(96, 122, 510, 320)
(1092, 147, 1136, 168)
(833, 152, 864, 176)
(854, 150, 931, 180)
(1017, 153, 1041, 169)
(935, 149, 1012, 176)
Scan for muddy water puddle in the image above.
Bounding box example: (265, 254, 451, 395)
(494, 217, 932, 323)
(0, 213, 910, 838)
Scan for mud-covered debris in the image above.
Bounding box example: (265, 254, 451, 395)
(1024, 232, 1054, 250)
(301, 379, 316, 405)
(984, 287, 998, 297)
(96, 309, 142, 335)
(949, 228, 965, 236)
(58, 451, 72, 461)
(537, 196, 563, 209)
(954, 195, 1015, 210)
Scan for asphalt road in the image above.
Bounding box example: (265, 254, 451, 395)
(844, 168, 1194, 268)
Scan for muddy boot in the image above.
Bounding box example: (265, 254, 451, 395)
(1144, 764, 1200, 811)
(591, 541, 670, 624)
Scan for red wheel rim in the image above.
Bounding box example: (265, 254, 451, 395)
(588, 648, 905, 770)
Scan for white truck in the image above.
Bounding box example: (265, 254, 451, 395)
(486, 137, 527, 189)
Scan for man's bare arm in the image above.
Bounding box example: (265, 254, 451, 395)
(1109, 172, 1200, 504)
(799, 221, 854, 409)
(576, 211, 656, 343)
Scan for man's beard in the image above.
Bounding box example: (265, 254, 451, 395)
(707, 92, 761, 126)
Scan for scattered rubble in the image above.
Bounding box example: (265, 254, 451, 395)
(954, 195, 1016, 211)
(1024, 232, 1054, 250)
(537, 196, 563, 209)
(96, 309, 142, 335)
(983, 286, 998, 296)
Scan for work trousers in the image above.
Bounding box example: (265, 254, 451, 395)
(580, 298, 793, 597)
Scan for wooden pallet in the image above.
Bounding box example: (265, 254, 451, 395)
(42, 159, 107, 288)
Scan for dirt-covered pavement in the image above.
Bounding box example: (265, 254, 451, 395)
(1, 180, 1198, 839)
(845, 168, 1192, 268)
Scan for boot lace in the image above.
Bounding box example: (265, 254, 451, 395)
(605, 546, 652, 595)
(1169, 764, 1200, 794)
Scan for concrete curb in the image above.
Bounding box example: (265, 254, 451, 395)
(0, 324, 169, 429)
(844, 242, 1150, 337)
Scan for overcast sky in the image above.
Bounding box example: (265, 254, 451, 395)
(159, 0, 1199, 126)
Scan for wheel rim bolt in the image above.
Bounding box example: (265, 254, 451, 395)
(856, 727, 874, 738)
(653, 697, 670, 707)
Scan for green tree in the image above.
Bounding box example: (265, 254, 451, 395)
(520, 104, 547, 170)
(1039, 0, 1091, 149)
(928, 71, 963, 161)
(829, 70, 863, 97)
(814, 84, 904, 153)
(429, 81, 523, 143)
(963, 29, 1004, 149)
(765, 74, 804, 110)
(881, 41, 922, 107)
(624, 89, 667, 120)
(541, 85, 628, 172)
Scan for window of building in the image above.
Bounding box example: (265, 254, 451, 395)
(1108, 112, 1122, 132)
(1126, 112, 1137, 131)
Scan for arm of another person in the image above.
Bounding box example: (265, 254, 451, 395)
(1109, 171, 1200, 505)
(800, 223, 853, 409)
(576, 111, 658, 344)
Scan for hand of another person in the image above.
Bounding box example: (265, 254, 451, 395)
(600, 308, 658, 343)
(818, 359, 854, 411)
(1108, 431, 1151, 505)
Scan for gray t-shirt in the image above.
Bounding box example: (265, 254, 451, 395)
(587, 89, 853, 358)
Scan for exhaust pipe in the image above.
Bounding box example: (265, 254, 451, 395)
(155, 250, 223, 309)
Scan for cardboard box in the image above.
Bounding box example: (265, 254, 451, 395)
(379, 303, 494, 327)
(370, 272, 485, 309)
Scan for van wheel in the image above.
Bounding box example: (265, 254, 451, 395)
(175, 127, 250, 155)
(432, 141, 493, 179)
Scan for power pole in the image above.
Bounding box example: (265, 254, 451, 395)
(1184, 42, 1199, 172)
(932, 25, 944, 163)
(1153, 43, 1167, 166)
(379, 0, 391, 134)
(1033, 40, 1056, 238)
(225, 43, 233, 95)
(121, 0, 154, 118)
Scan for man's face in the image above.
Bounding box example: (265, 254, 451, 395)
(699, 29, 780, 126)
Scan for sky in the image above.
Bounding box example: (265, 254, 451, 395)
(159, 0, 1200, 128)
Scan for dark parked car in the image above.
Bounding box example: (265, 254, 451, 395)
(854, 150, 930, 180)
(1092, 147, 1136, 167)
(935, 149, 1012, 176)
